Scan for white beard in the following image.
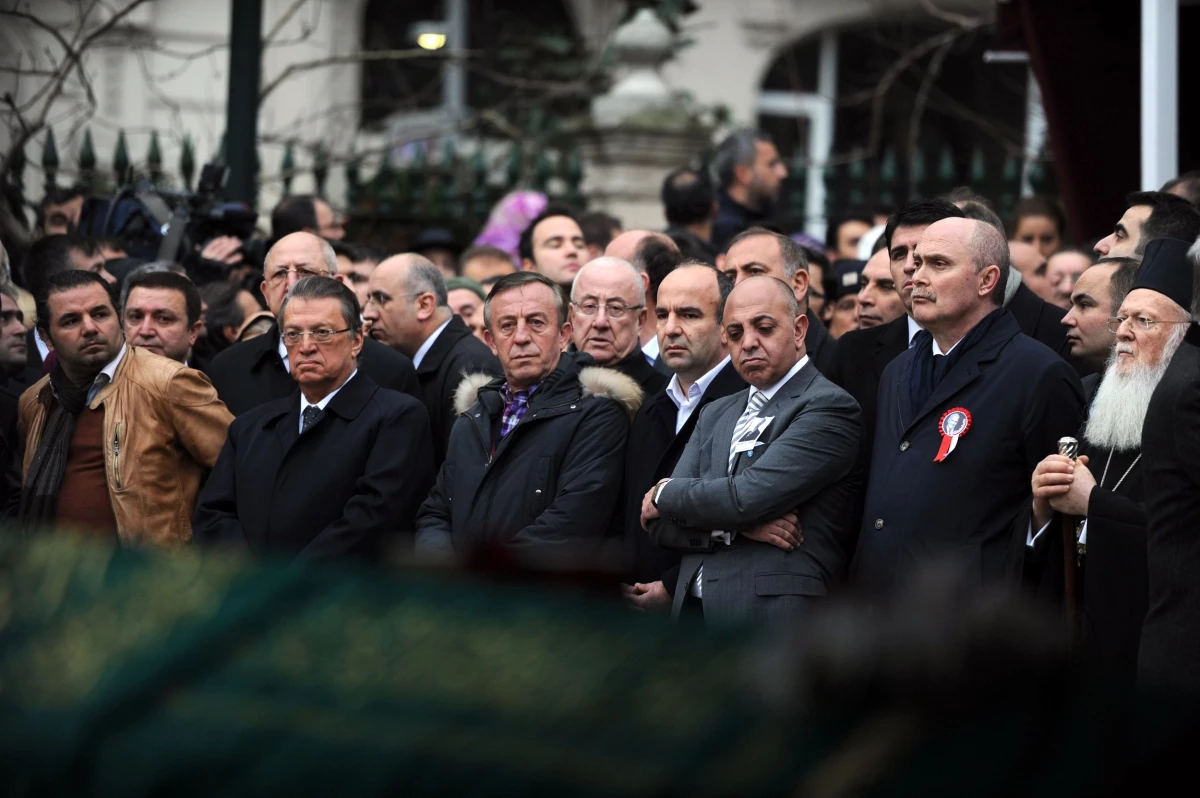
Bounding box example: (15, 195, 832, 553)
(1084, 325, 1188, 452)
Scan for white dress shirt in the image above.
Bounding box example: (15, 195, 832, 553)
(412, 318, 452, 369)
(665, 356, 730, 434)
(278, 336, 290, 373)
(907, 315, 922, 347)
(299, 369, 357, 433)
(35, 330, 50, 362)
(642, 335, 660, 366)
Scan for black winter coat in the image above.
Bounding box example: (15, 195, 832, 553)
(193, 372, 435, 561)
(416, 352, 642, 563)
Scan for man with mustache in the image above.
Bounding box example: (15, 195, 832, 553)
(1024, 239, 1193, 688)
(852, 218, 1084, 598)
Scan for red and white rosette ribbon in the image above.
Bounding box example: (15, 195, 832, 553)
(934, 407, 972, 463)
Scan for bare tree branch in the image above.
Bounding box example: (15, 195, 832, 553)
(906, 35, 955, 196)
(1, 0, 154, 177)
(264, 0, 313, 46)
(259, 48, 464, 103)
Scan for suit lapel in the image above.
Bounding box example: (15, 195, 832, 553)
(730, 362, 817, 474)
(877, 316, 909, 373)
(271, 399, 302, 460)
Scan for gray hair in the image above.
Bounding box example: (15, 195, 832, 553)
(264, 235, 339, 274)
(279, 275, 362, 335)
(0, 281, 18, 305)
(570, 257, 647, 305)
(482, 271, 569, 331)
(400, 253, 449, 307)
(711, 129, 773, 191)
(118, 261, 186, 314)
(726, 227, 810, 280)
(966, 220, 1011, 306)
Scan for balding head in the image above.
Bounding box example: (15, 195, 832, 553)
(261, 231, 339, 315)
(722, 275, 806, 389)
(360, 252, 450, 356)
(912, 218, 1007, 342)
(570, 257, 648, 365)
(604, 230, 675, 264)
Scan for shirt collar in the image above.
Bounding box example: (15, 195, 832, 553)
(752, 354, 809, 403)
(931, 337, 960, 357)
(641, 335, 660, 364)
(666, 355, 730, 410)
(906, 315, 923, 345)
(413, 317, 453, 369)
(502, 381, 539, 404)
(277, 334, 289, 368)
(98, 343, 128, 385)
(301, 368, 358, 414)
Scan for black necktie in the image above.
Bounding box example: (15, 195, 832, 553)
(932, 353, 949, 384)
(301, 405, 323, 433)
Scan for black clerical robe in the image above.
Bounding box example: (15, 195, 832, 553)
(1019, 435, 1146, 688)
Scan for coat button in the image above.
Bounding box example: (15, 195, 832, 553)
(899, 441, 910, 452)
(874, 518, 884, 529)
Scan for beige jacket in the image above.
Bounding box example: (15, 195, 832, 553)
(18, 346, 234, 547)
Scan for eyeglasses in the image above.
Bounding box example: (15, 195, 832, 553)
(266, 266, 329, 286)
(571, 300, 643, 319)
(281, 328, 351, 346)
(1106, 316, 1192, 333)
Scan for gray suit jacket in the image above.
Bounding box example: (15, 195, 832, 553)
(649, 360, 862, 626)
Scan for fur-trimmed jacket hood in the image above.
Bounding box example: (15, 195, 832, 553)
(452, 351, 643, 420)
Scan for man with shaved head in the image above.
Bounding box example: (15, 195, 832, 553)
(362, 253, 500, 465)
(640, 275, 861, 626)
(570, 257, 666, 395)
(207, 232, 420, 416)
(853, 217, 1084, 599)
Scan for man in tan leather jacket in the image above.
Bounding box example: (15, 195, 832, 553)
(17, 270, 233, 547)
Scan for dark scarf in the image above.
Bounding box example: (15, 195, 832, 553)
(907, 308, 1005, 413)
(20, 363, 95, 529)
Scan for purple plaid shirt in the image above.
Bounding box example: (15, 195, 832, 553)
(498, 383, 539, 441)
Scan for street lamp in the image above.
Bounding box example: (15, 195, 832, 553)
(410, 21, 448, 51)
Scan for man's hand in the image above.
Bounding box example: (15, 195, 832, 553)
(1049, 454, 1094, 518)
(200, 236, 245, 266)
(1031, 454, 1075, 529)
(640, 479, 668, 531)
(741, 512, 802, 551)
(622, 581, 670, 612)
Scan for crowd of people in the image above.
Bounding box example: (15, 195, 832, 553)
(3, 128, 1200, 700)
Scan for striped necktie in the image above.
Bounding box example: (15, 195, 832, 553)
(728, 390, 768, 474)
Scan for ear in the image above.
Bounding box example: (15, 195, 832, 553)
(349, 329, 365, 359)
(636, 306, 647, 330)
(332, 273, 348, 286)
(558, 320, 573, 352)
(484, 327, 499, 357)
(222, 325, 239, 343)
(521, 258, 535, 272)
(979, 265, 1002, 299)
(793, 269, 810, 304)
(188, 320, 203, 348)
(259, 277, 268, 298)
(40, 327, 55, 355)
(734, 162, 752, 186)
(795, 311, 810, 348)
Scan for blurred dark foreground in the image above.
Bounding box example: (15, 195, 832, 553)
(0, 532, 1196, 797)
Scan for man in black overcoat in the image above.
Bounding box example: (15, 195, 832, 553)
(194, 277, 434, 561)
(362, 253, 501, 466)
(852, 218, 1084, 598)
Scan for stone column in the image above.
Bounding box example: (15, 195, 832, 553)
(576, 8, 711, 230)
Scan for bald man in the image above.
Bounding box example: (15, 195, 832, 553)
(571, 257, 667, 395)
(641, 276, 861, 626)
(362, 253, 500, 464)
(207, 232, 421, 416)
(853, 218, 1084, 598)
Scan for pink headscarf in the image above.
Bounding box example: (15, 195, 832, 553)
(472, 190, 548, 266)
